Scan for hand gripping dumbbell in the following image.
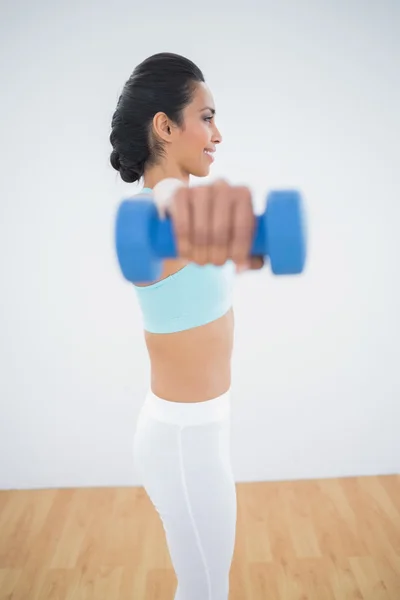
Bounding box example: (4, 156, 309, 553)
(114, 179, 307, 283)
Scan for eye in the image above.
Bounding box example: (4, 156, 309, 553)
(204, 116, 214, 123)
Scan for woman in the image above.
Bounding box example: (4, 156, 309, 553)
(110, 52, 263, 600)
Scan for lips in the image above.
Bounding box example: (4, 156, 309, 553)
(204, 148, 215, 162)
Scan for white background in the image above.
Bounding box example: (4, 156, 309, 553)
(1, 0, 399, 489)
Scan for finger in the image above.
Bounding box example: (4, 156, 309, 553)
(190, 185, 212, 265)
(169, 186, 191, 258)
(209, 180, 232, 266)
(229, 186, 255, 267)
(249, 256, 265, 270)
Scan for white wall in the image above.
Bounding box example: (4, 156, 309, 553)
(1, 0, 399, 490)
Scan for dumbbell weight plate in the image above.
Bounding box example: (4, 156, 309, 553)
(265, 190, 307, 275)
(115, 199, 163, 283)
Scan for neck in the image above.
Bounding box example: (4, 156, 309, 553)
(142, 161, 190, 190)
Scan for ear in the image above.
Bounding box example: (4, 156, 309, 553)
(152, 112, 173, 143)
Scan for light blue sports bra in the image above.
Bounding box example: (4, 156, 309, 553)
(132, 187, 235, 334)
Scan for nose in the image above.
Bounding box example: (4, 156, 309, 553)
(212, 123, 222, 145)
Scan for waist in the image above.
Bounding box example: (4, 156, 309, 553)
(144, 308, 234, 402)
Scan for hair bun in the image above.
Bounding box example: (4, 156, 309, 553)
(110, 149, 140, 183)
(119, 164, 140, 183)
(110, 149, 121, 171)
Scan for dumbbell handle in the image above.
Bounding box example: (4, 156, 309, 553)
(148, 213, 267, 258)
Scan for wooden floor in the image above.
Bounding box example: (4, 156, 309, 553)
(0, 475, 399, 599)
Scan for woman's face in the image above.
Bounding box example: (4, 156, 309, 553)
(172, 82, 222, 178)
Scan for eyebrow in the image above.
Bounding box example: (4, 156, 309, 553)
(200, 107, 216, 114)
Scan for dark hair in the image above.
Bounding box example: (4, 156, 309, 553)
(109, 52, 205, 183)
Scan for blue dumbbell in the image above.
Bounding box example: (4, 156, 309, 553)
(115, 189, 307, 283)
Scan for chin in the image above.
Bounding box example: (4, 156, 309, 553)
(191, 164, 211, 178)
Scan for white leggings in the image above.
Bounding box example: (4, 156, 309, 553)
(133, 388, 237, 600)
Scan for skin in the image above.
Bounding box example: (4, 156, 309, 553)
(140, 81, 263, 403)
